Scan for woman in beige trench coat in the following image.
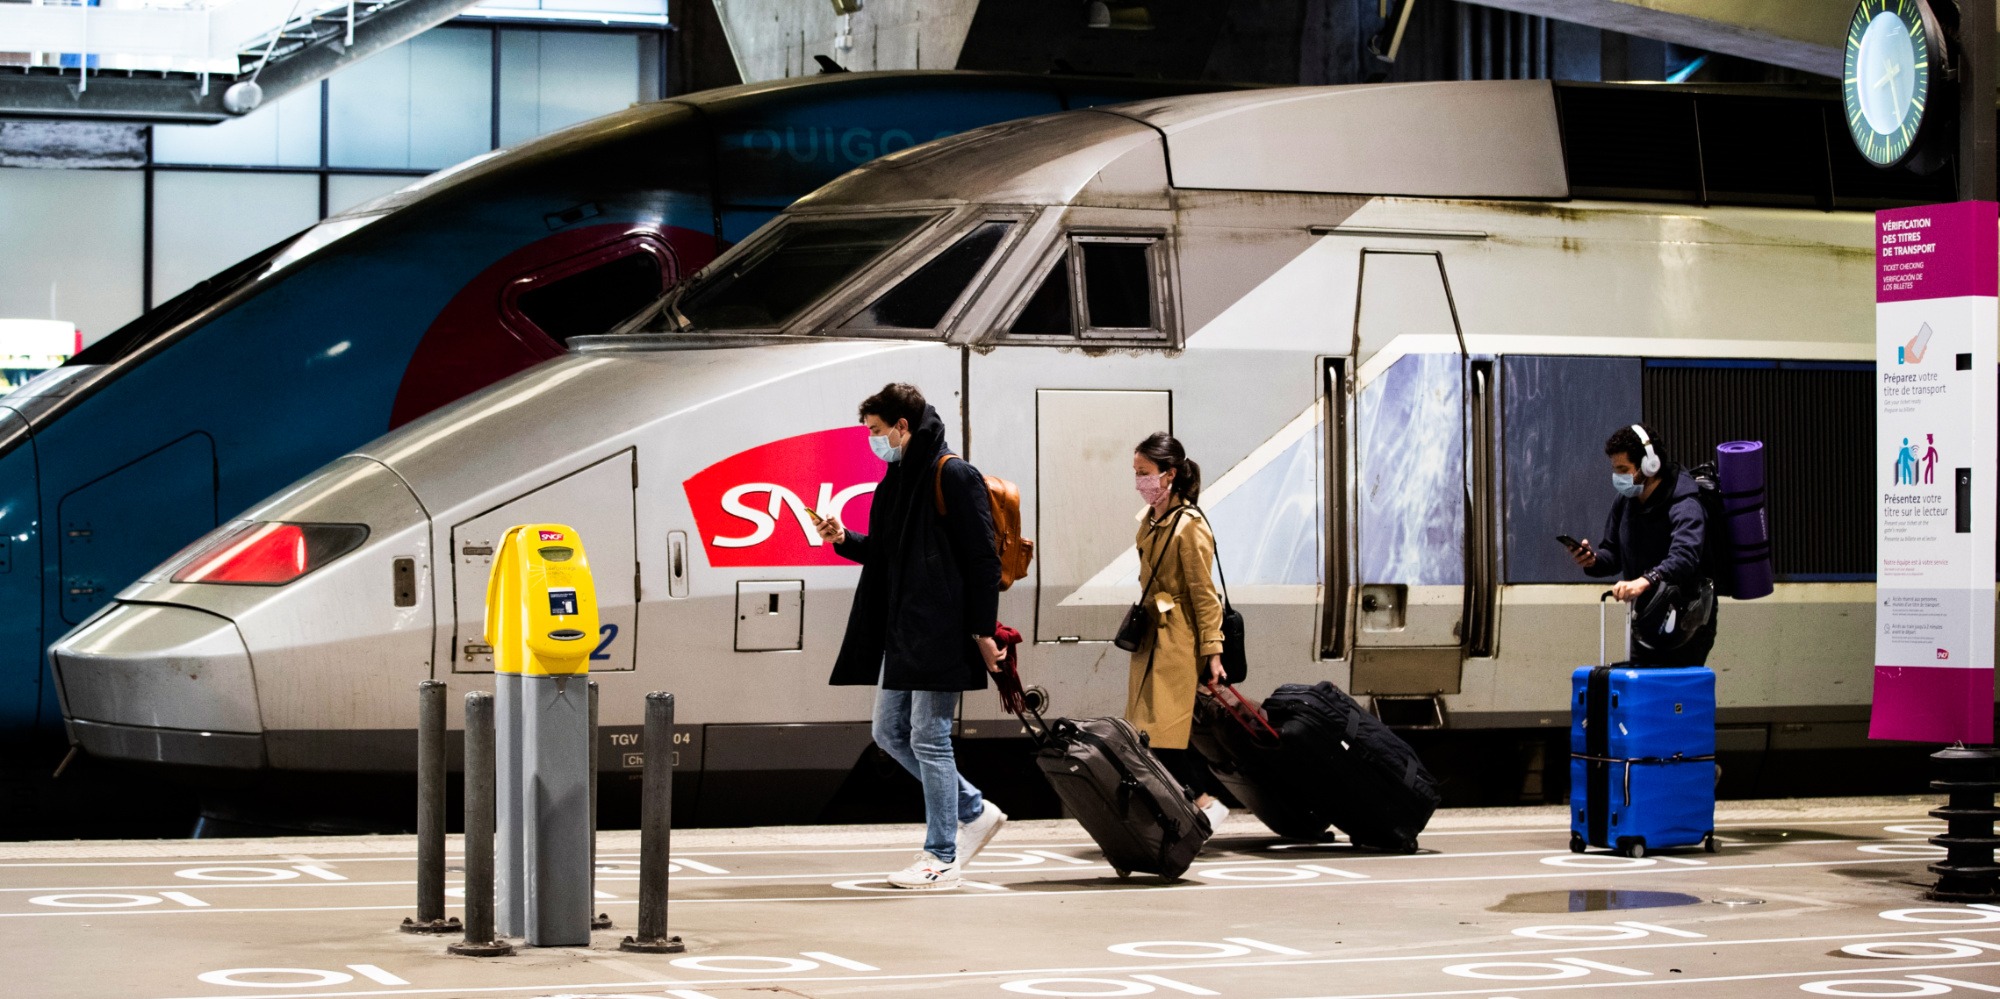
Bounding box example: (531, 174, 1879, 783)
(1128, 432, 1231, 831)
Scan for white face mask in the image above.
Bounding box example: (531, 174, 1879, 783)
(1135, 471, 1169, 505)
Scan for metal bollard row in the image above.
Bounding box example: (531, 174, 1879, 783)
(590, 680, 612, 932)
(621, 691, 685, 953)
(450, 691, 513, 957)
(402, 680, 461, 935)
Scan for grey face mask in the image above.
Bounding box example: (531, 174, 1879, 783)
(1613, 472, 1643, 498)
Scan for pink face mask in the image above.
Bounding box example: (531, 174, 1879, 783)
(1135, 471, 1169, 505)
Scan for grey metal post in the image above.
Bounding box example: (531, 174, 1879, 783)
(522, 673, 592, 947)
(449, 691, 512, 957)
(495, 670, 524, 938)
(402, 680, 460, 934)
(621, 691, 684, 953)
(1960, 0, 1995, 202)
(588, 680, 611, 930)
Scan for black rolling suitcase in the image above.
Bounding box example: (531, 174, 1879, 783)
(1191, 686, 1336, 841)
(1265, 682, 1441, 853)
(1025, 712, 1211, 879)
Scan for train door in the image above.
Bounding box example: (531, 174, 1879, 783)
(448, 449, 638, 673)
(1345, 250, 1494, 708)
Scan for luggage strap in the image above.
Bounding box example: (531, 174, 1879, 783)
(1569, 752, 1717, 808)
(1205, 683, 1280, 743)
(1064, 724, 1187, 871)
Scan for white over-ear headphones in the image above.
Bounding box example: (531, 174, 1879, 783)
(1631, 424, 1661, 477)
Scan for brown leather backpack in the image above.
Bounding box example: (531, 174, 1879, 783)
(932, 454, 1035, 590)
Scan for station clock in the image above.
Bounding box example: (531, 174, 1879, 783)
(1843, 0, 1949, 168)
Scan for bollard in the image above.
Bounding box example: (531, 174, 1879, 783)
(495, 667, 524, 938)
(449, 691, 512, 957)
(1926, 745, 2000, 903)
(621, 691, 685, 953)
(589, 680, 611, 931)
(402, 680, 461, 935)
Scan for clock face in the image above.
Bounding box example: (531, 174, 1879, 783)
(1843, 0, 1934, 167)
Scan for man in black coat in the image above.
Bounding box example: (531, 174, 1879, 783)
(812, 383, 1007, 889)
(1572, 423, 1717, 666)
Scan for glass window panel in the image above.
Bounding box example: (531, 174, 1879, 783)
(154, 84, 322, 167)
(327, 174, 415, 216)
(847, 222, 1011, 331)
(1080, 241, 1154, 329)
(675, 215, 925, 330)
(515, 250, 665, 345)
(151, 172, 319, 304)
(1008, 253, 1073, 337)
(0, 167, 143, 344)
(329, 27, 491, 170)
(499, 30, 640, 147)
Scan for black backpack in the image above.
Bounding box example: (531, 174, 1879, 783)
(1684, 462, 1737, 598)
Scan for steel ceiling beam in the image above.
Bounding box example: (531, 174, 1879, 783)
(0, 0, 483, 124)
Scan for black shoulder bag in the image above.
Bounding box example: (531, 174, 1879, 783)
(1113, 507, 1187, 652)
(1197, 505, 1249, 685)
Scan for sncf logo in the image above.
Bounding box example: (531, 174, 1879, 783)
(1938, 648, 1951, 661)
(683, 427, 882, 567)
(538, 530, 565, 541)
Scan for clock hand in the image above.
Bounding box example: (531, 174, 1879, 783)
(1873, 61, 1901, 90)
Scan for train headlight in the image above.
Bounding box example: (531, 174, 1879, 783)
(168, 521, 369, 585)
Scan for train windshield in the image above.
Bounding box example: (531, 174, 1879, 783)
(667, 215, 930, 331)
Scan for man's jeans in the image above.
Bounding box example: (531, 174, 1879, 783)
(872, 683, 983, 864)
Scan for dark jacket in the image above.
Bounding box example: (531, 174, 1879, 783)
(1584, 463, 1708, 587)
(827, 405, 1001, 692)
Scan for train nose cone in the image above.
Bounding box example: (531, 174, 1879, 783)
(52, 604, 265, 768)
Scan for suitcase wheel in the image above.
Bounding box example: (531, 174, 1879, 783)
(1569, 832, 1586, 854)
(1616, 837, 1647, 859)
(1703, 832, 1719, 854)
(1113, 868, 1131, 879)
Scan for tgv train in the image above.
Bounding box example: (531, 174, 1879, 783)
(0, 72, 1232, 738)
(54, 80, 1977, 819)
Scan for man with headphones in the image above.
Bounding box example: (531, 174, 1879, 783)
(1569, 424, 1717, 666)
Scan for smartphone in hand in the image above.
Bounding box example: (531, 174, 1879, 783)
(1555, 534, 1582, 552)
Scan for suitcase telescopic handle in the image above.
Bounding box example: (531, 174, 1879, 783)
(1598, 590, 1629, 665)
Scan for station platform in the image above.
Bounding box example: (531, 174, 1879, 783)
(4, 796, 1997, 999)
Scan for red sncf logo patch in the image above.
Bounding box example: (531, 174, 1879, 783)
(538, 530, 565, 541)
(682, 427, 883, 568)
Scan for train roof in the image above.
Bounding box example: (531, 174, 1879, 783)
(794, 80, 1960, 213)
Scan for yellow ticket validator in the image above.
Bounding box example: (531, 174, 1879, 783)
(484, 523, 600, 677)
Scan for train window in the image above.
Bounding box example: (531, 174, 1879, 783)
(1008, 252, 1074, 336)
(515, 250, 666, 346)
(843, 221, 1014, 332)
(675, 214, 928, 330)
(1079, 238, 1156, 331)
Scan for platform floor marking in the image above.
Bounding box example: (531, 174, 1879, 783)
(0, 817, 1931, 870)
(144, 932, 2000, 999)
(346, 966, 409, 986)
(0, 852, 1942, 918)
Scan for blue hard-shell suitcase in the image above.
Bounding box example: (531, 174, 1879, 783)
(1569, 592, 1718, 858)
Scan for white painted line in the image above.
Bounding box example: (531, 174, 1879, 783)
(1944, 936, 2000, 952)
(663, 991, 721, 999)
(294, 866, 348, 882)
(799, 951, 878, 971)
(961, 880, 1012, 891)
(1654, 857, 1706, 866)
(1299, 865, 1370, 879)
(1028, 850, 1096, 865)
(345, 966, 408, 986)
(1226, 937, 1311, 956)
(594, 890, 617, 900)
(0, 880, 418, 894)
(1130, 973, 1223, 995)
(158, 891, 209, 908)
(1909, 974, 2000, 993)
(1551, 957, 1650, 976)
(1614, 921, 1704, 939)
(671, 857, 729, 874)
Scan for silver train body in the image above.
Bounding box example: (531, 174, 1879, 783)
(51, 81, 1927, 804)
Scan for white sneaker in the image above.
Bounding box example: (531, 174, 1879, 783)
(886, 851, 961, 890)
(1200, 799, 1231, 832)
(957, 801, 1008, 864)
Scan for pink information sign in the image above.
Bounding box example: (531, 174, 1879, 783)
(1872, 200, 1998, 744)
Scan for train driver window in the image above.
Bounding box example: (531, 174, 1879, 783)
(1004, 233, 1170, 342)
(841, 220, 1015, 334)
(512, 245, 671, 346)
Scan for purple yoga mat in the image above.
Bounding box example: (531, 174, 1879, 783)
(1716, 440, 1773, 599)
